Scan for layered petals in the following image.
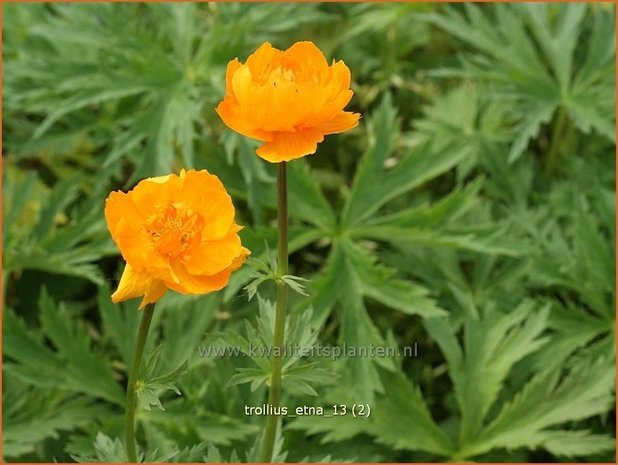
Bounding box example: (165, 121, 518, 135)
(216, 41, 360, 162)
(105, 169, 249, 308)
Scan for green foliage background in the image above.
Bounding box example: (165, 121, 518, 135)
(2, 2, 616, 462)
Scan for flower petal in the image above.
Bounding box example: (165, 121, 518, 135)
(316, 111, 360, 135)
(283, 41, 329, 78)
(167, 259, 234, 294)
(215, 99, 274, 142)
(176, 171, 238, 240)
(230, 246, 251, 272)
(256, 128, 324, 162)
(111, 263, 167, 308)
(130, 174, 183, 217)
(183, 233, 243, 275)
(225, 58, 242, 100)
(302, 89, 354, 128)
(105, 191, 143, 237)
(105, 192, 155, 271)
(246, 42, 283, 79)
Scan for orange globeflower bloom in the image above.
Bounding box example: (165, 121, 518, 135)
(216, 41, 360, 163)
(105, 169, 249, 308)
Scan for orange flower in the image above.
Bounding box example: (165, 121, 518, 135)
(105, 169, 249, 308)
(216, 41, 360, 163)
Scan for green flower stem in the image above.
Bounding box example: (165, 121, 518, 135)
(545, 106, 567, 176)
(261, 162, 289, 463)
(125, 302, 155, 463)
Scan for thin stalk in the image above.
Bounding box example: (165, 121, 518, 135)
(545, 106, 567, 176)
(125, 303, 155, 463)
(261, 162, 289, 463)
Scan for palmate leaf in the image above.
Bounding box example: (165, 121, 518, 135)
(342, 94, 468, 229)
(340, 93, 524, 257)
(222, 225, 324, 303)
(243, 254, 310, 301)
(286, 369, 380, 446)
(334, 3, 430, 91)
(521, 3, 615, 142)
(425, 300, 550, 449)
(567, 6, 616, 140)
(514, 175, 616, 373)
(529, 187, 615, 319)
(413, 85, 512, 179)
(3, 168, 114, 286)
(307, 238, 445, 326)
(302, 238, 446, 401)
(340, 239, 445, 320)
(465, 356, 615, 458)
(2, 377, 107, 460)
(509, 174, 616, 404)
(421, 296, 615, 460)
(4, 290, 124, 405)
(136, 344, 189, 412)
(71, 431, 196, 463)
(368, 369, 455, 456)
(426, 3, 616, 162)
(137, 357, 262, 453)
(352, 182, 525, 257)
(286, 358, 453, 456)
(210, 296, 332, 397)
(71, 432, 127, 463)
(531, 301, 612, 373)
(286, 96, 525, 400)
(337, 263, 389, 400)
(143, 407, 260, 448)
(4, 3, 206, 177)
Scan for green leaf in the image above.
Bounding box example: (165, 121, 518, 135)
(519, 3, 587, 92)
(153, 292, 221, 370)
(538, 430, 616, 457)
(280, 274, 310, 297)
(136, 343, 189, 411)
(4, 290, 124, 405)
(97, 284, 141, 367)
(425, 300, 550, 446)
(369, 369, 455, 456)
(342, 94, 467, 229)
(340, 93, 398, 228)
(427, 3, 615, 162)
(467, 356, 615, 458)
(3, 169, 110, 285)
(288, 159, 337, 232)
(33, 86, 149, 140)
(227, 368, 269, 391)
(71, 432, 127, 463)
(2, 378, 106, 459)
(340, 239, 446, 318)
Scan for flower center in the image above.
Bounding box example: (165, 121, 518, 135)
(145, 203, 203, 257)
(270, 65, 296, 87)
